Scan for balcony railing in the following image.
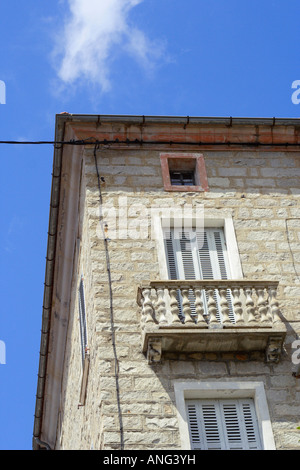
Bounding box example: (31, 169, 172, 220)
(137, 280, 286, 364)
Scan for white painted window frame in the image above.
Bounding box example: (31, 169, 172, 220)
(174, 381, 276, 450)
(153, 214, 243, 280)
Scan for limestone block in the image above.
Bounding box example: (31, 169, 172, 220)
(145, 417, 178, 430)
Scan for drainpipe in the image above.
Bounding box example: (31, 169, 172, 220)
(32, 117, 66, 450)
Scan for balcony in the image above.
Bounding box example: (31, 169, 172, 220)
(137, 280, 286, 364)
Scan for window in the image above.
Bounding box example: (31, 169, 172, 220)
(164, 226, 235, 322)
(174, 381, 276, 450)
(78, 276, 88, 365)
(170, 170, 196, 186)
(154, 215, 243, 281)
(78, 275, 90, 406)
(186, 398, 261, 450)
(160, 153, 209, 192)
(164, 227, 231, 281)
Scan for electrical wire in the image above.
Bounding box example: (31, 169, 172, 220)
(285, 218, 300, 281)
(0, 138, 300, 147)
(93, 144, 124, 451)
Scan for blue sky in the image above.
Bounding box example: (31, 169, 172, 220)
(0, 0, 299, 450)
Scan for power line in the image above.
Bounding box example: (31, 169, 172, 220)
(0, 140, 91, 145)
(0, 139, 300, 147)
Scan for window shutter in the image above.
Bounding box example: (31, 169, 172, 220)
(222, 401, 244, 449)
(164, 227, 235, 323)
(164, 227, 231, 281)
(200, 402, 223, 449)
(213, 230, 229, 279)
(186, 401, 222, 450)
(78, 276, 88, 365)
(164, 230, 185, 320)
(210, 230, 235, 322)
(186, 403, 202, 449)
(179, 234, 197, 281)
(164, 228, 198, 319)
(197, 230, 215, 279)
(186, 399, 262, 450)
(221, 399, 261, 450)
(165, 231, 178, 280)
(241, 401, 262, 449)
(197, 228, 234, 322)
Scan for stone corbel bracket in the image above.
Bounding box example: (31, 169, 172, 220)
(147, 338, 162, 364)
(266, 336, 284, 363)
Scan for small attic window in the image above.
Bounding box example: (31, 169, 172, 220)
(160, 153, 209, 192)
(170, 170, 196, 186)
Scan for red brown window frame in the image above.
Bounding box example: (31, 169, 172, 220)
(160, 153, 209, 192)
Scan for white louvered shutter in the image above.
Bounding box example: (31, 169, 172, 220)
(197, 229, 235, 322)
(186, 399, 262, 450)
(165, 230, 178, 281)
(186, 401, 223, 449)
(164, 227, 235, 322)
(164, 228, 200, 319)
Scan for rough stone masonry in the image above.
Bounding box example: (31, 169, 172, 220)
(41, 117, 300, 450)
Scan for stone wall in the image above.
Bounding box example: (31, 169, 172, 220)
(57, 145, 300, 450)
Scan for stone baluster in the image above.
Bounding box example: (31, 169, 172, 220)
(244, 286, 257, 323)
(219, 288, 231, 325)
(268, 286, 281, 324)
(256, 288, 269, 323)
(169, 288, 181, 324)
(194, 288, 206, 325)
(156, 287, 168, 325)
(207, 289, 218, 325)
(142, 288, 155, 324)
(181, 288, 194, 325)
(232, 287, 244, 324)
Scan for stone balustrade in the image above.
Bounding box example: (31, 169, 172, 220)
(138, 280, 282, 327)
(137, 280, 286, 363)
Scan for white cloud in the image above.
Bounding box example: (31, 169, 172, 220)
(53, 0, 163, 92)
